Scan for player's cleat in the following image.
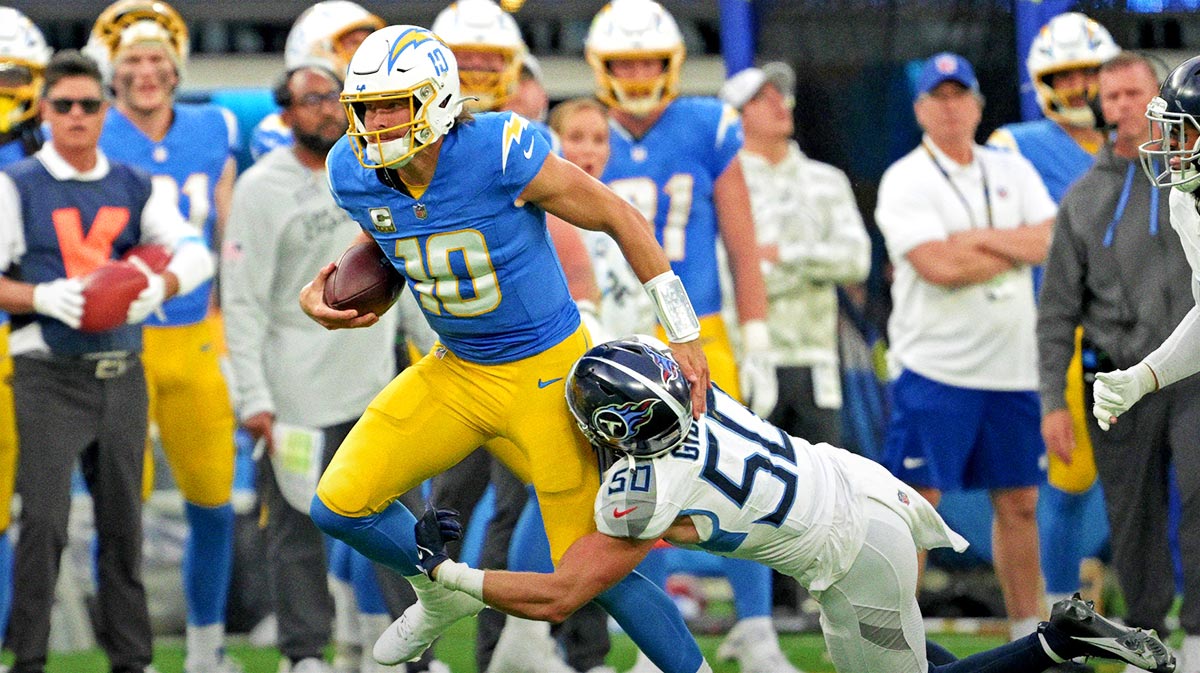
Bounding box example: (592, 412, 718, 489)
(1047, 594, 1175, 673)
(373, 576, 485, 665)
(717, 616, 806, 673)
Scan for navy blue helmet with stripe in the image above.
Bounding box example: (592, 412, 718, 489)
(565, 337, 693, 458)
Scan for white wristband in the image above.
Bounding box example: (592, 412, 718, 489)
(434, 560, 486, 601)
(643, 271, 700, 343)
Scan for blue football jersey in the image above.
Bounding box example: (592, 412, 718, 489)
(601, 97, 742, 318)
(250, 110, 294, 162)
(0, 137, 27, 168)
(99, 103, 238, 326)
(990, 119, 1095, 204)
(326, 110, 578, 364)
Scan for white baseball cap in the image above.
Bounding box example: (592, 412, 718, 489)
(719, 61, 795, 109)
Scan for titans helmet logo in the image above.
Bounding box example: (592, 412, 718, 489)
(592, 399, 656, 441)
(647, 349, 681, 385)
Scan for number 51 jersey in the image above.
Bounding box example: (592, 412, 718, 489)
(596, 388, 967, 592)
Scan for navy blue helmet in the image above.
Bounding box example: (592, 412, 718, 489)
(565, 337, 693, 458)
(1141, 55, 1200, 191)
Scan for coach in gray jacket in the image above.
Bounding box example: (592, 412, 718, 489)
(1036, 51, 1200, 644)
(219, 65, 402, 673)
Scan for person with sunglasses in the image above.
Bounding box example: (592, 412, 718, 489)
(0, 49, 213, 673)
(84, 2, 244, 670)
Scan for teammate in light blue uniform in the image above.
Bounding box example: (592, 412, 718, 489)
(85, 2, 241, 669)
(301, 25, 711, 673)
(988, 12, 1118, 621)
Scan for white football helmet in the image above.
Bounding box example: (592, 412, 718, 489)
(84, 0, 190, 85)
(1027, 12, 1119, 128)
(585, 0, 685, 116)
(342, 25, 464, 169)
(0, 7, 52, 134)
(285, 1, 385, 73)
(431, 0, 527, 111)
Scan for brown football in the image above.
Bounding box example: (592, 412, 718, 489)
(80, 260, 149, 333)
(323, 241, 404, 317)
(122, 243, 172, 274)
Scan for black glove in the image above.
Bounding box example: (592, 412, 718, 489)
(413, 504, 463, 578)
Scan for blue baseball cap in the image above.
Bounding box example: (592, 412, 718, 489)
(915, 52, 979, 100)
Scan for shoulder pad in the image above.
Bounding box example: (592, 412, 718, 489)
(596, 461, 669, 540)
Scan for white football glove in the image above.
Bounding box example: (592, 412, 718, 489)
(32, 278, 84, 330)
(125, 256, 167, 325)
(1092, 362, 1158, 431)
(739, 320, 778, 418)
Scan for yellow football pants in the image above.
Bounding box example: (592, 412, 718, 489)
(317, 326, 599, 564)
(142, 315, 236, 506)
(1049, 328, 1098, 493)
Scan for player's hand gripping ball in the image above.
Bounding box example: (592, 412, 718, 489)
(322, 241, 404, 317)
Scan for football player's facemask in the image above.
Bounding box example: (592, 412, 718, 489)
(1027, 12, 1119, 129)
(431, 0, 527, 112)
(84, 0, 190, 86)
(585, 0, 685, 117)
(566, 336, 693, 459)
(1141, 56, 1200, 193)
(0, 8, 52, 135)
(342, 26, 463, 170)
(284, 1, 384, 73)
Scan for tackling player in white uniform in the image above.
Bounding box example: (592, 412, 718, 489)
(1095, 55, 1200, 429)
(413, 338, 1176, 673)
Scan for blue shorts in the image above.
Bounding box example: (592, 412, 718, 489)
(883, 369, 1046, 491)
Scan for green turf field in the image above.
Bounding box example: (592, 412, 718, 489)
(5, 619, 1146, 673)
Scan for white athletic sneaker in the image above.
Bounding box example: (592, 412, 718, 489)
(485, 616, 577, 673)
(360, 613, 402, 673)
(716, 616, 805, 673)
(373, 575, 485, 665)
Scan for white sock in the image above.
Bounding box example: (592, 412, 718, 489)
(1011, 616, 1040, 640)
(185, 622, 225, 668)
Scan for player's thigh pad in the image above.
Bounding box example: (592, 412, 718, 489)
(0, 322, 15, 531)
(317, 349, 492, 518)
(143, 319, 236, 506)
(813, 499, 927, 673)
(498, 327, 601, 563)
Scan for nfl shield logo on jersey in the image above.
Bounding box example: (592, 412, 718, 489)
(413, 203, 428, 219)
(369, 207, 396, 232)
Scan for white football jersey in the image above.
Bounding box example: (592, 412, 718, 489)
(1169, 189, 1200, 292)
(595, 388, 967, 591)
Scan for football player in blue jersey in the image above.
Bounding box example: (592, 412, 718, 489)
(250, 1, 384, 162)
(0, 6, 52, 657)
(410, 337, 1177, 673)
(989, 12, 1120, 629)
(583, 3, 788, 671)
(84, 2, 241, 671)
(300, 24, 714, 673)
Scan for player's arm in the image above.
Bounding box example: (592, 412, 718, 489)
(522, 153, 710, 414)
(435, 528, 657, 623)
(0, 174, 36, 315)
(213, 157, 237, 247)
(713, 156, 768, 324)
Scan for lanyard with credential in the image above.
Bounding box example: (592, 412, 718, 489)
(924, 142, 994, 230)
(1102, 161, 1160, 248)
